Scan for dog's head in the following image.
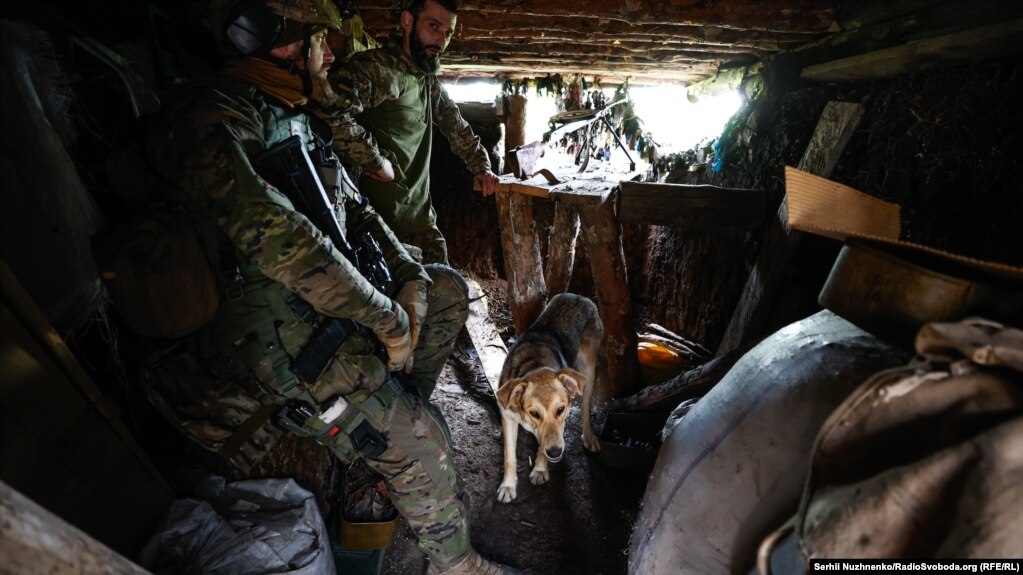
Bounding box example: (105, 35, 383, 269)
(496, 367, 587, 463)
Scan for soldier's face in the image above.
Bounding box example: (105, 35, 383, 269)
(306, 29, 335, 80)
(402, 0, 456, 74)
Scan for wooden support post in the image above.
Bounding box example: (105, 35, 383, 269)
(573, 189, 640, 398)
(0, 480, 151, 575)
(716, 101, 865, 357)
(544, 202, 580, 296)
(499, 94, 547, 333)
(497, 194, 547, 333)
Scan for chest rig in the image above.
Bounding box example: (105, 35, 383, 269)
(205, 101, 400, 463)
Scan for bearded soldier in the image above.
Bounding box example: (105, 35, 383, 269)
(144, 1, 516, 573)
(320, 0, 500, 265)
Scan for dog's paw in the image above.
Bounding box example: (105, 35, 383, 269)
(497, 482, 517, 503)
(582, 432, 602, 453)
(529, 467, 550, 485)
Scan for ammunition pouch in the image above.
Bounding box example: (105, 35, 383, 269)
(274, 377, 403, 462)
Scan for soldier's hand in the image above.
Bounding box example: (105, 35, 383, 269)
(396, 280, 428, 373)
(474, 170, 499, 197)
(377, 303, 412, 372)
(365, 158, 395, 182)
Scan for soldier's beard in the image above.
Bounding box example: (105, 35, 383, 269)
(410, 29, 442, 74)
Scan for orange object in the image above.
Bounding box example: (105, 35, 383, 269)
(637, 342, 688, 385)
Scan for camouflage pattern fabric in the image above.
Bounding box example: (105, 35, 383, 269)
(318, 34, 490, 256)
(353, 391, 469, 568)
(143, 67, 472, 555)
(408, 264, 469, 398)
(404, 225, 450, 266)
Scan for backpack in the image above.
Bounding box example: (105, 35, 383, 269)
(91, 204, 220, 339)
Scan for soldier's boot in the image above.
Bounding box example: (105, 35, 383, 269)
(427, 548, 521, 575)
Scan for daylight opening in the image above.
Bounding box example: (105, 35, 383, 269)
(445, 80, 743, 171)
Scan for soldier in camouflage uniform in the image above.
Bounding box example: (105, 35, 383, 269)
(142, 1, 516, 573)
(317, 0, 500, 265)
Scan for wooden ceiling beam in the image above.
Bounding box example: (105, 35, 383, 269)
(449, 39, 760, 59)
(358, 0, 836, 32)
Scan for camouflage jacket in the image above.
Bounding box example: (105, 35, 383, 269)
(147, 75, 429, 361)
(320, 35, 491, 235)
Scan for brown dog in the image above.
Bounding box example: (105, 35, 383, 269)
(495, 293, 603, 503)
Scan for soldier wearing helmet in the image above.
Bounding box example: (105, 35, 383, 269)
(144, 1, 515, 573)
(317, 0, 500, 266)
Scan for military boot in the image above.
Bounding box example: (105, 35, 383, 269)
(427, 548, 521, 575)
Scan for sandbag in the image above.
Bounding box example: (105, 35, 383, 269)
(783, 318, 1023, 561)
(139, 476, 335, 575)
(628, 310, 908, 575)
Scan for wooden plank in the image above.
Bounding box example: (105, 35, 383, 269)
(716, 101, 865, 357)
(618, 182, 765, 230)
(0, 480, 151, 574)
(464, 278, 508, 394)
(802, 19, 1023, 82)
(0, 261, 173, 555)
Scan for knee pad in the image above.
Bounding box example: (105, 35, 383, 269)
(423, 264, 469, 313)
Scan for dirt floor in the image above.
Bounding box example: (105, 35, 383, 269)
(380, 278, 651, 575)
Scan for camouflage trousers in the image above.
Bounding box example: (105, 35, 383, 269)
(401, 225, 449, 266)
(407, 263, 468, 397)
(313, 264, 470, 566)
(337, 390, 470, 568)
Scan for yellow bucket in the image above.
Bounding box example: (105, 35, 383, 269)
(339, 512, 399, 551)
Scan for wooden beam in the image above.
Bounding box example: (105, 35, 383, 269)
(498, 95, 547, 333)
(612, 339, 759, 413)
(618, 182, 765, 231)
(544, 202, 580, 296)
(453, 21, 823, 50)
(360, 0, 837, 32)
(716, 101, 865, 357)
(802, 19, 1023, 82)
(0, 480, 151, 575)
(554, 188, 640, 398)
(463, 278, 508, 394)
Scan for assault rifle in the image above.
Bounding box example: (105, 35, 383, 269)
(253, 135, 392, 294)
(252, 135, 393, 384)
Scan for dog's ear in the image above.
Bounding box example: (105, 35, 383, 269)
(496, 378, 528, 410)
(556, 368, 587, 397)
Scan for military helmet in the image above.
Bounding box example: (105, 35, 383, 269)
(225, 0, 343, 56)
(264, 0, 343, 31)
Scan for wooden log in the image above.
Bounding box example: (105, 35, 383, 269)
(497, 189, 547, 334)
(716, 101, 865, 357)
(361, 1, 836, 32)
(618, 182, 765, 231)
(637, 333, 707, 362)
(801, 19, 1023, 83)
(0, 480, 151, 575)
(544, 202, 580, 297)
(642, 323, 712, 358)
(463, 278, 508, 394)
(497, 94, 547, 333)
(572, 190, 640, 398)
(612, 339, 759, 413)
